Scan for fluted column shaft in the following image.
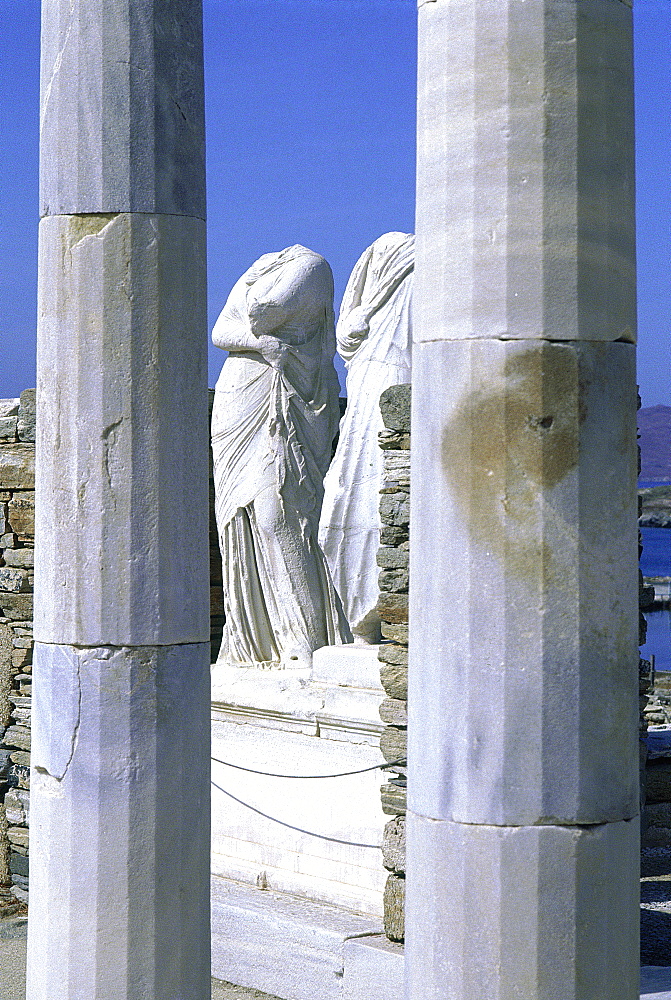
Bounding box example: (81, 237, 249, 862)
(28, 3, 210, 998)
(407, 2, 639, 998)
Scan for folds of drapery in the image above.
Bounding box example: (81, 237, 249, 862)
(319, 233, 414, 638)
(212, 246, 350, 666)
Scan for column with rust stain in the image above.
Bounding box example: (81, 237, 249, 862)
(28, 3, 210, 998)
(407, 2, 639, 997)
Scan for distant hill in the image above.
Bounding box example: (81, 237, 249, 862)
(639, 406, 671, 482)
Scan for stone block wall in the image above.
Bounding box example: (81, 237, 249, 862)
(0, 389, 35, 914)
(376, 384, 410, 943)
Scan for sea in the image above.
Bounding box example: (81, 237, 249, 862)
(639, 481, 671, 672)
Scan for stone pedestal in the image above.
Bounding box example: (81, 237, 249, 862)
(408, 1, 639, 997)
(210, 645, 390, 991)
(28, 3, 210, 998)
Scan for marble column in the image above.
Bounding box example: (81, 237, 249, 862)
(407, 2, 639, 998)
(27, 4, 210, 999)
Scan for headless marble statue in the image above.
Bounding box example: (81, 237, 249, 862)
(212, 245, 351, 668)
(319, 232, 414, 642)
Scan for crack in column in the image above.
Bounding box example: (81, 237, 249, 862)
(34, 653, 81, 784)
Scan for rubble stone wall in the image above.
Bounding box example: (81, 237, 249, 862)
(376, 383, 410, 943)
(0, 389, 35, 914)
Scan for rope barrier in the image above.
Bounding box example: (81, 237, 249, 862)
(211, 780, 381, 849)
(211, 755, 407, 779)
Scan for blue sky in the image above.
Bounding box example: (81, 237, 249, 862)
(0, 0, 669, 406)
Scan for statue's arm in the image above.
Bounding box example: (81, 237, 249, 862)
(211, 311, 259, 352)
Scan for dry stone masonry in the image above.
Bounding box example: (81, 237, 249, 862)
(377, 384, 410, 943)
(0, 390, 35, 916)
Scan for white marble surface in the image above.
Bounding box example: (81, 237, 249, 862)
(405, 813, 640, 1000)
(211, 247, 349, 669)
(408, 338, 638, 827)
(211, 649, 387, 916)
(312, 643, 382, 690)
(27, 641, 211, 1000)
(342, 935, 403, 1000)
(211, 877, 381, 1000)
(415, 0, 635, 345)
(34, 212, 209, 646)
(319, 233, 413, 641)
(39, 0, 205, 218)
(410, 1, 638, 996)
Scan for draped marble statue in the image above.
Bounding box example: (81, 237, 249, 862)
(211, 245, 351, 668)
(319, 232, 414, 643)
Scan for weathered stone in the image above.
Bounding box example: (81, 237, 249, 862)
(36, 213, 209, 646)
(40, 6, 205, 219)
(0, 445, 34, 490)
(0, 399, 19, 419)
(381, 783, 407, 816)
(28, 641, 211, 999)
(379, 429, 410, 451)
(0, 594, 33, 620)
(383, 874, 405, 943)
(0, 568, 30, 594)
(409, 0, 638, 987)
(378, 568, 409, 594)
(378, 644, 408, 667)
(12, 636, 32, 649)
(383, 450, 411, 474)
(382, 815, 406, 873)
(377, 593, 408, 625)
(31, 4, 209, 996)
(11, 648, 32, 670)
(381, 622, 408, 645)
(3, 725, 30, 751)
(11, 708, 31, 729)
(210, 585, 224, 619)
(409, 340, 638, 826)
(9, 852, 28, 878)
(8, 494, 35, 538)
(377, 548, 408, 570)
(5, 788, 29, 827)
(380, 726, 407, 764)
(2, 548, 34, 569)
(379, 698, 408, 727)
(380, 385, 411, 433)
(379, 496, 410, 528)
(646, 760, 671, 803)
(380, 662, 408, 701)
(9, 751, 30, 768)
(645, 802, 671, 829)
(379, 525, 409, 547)
(7, 828, 29, 852)
(415, 4, 635, 349)
(0, 532, 18, 548)
(17, 389, 36, 443)
(405, 814, 639, 1000)
(0, 417, 17, 441)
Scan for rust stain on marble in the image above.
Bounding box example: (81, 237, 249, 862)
(441, 344, 582, 583)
